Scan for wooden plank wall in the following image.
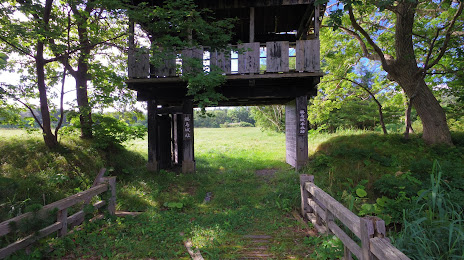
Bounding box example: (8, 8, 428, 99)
(266, 41, 289, 73)
(182, 48, 204, 74)
(296, 39, 320, 72)
(152, 52, 176, 77)
(128, 48, 150, 78)
(238, 42, 260, 74)
(210, 50, 232, 74)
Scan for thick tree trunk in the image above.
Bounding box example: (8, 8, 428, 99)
(75, 9, 93, 139)
(75, 70, 92, 138)
(392, 71, 452, 145)
(390, 2, 452, 145)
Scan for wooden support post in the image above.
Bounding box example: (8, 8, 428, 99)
(285, 96, 308, 170)
(103, 177, 117, 215)
(158, 114, 172, 169)
(344, 245, 353, 260)
(314, 5, 320, 39)
(128, 20, 134, 50)
(172, 114, 184, 165)
(360, 217, 375, 260)
(249, 7, 255, 43)
(147, 100, 159, 171)
(299, 174, 314, 218)
(182, 100, 195, 173)
(57, 209, 67, 237)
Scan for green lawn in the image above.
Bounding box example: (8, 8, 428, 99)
(2, 128, 324, 259)
(2, 127, 463, 259)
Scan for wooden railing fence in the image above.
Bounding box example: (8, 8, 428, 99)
(128, 39, 321, 78)
(300, 174, 410, 260)
(0, 169, 116, 259)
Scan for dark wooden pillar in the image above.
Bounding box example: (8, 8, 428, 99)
(285, 96, 308, 170)
(172, 114, 184, 165)
(182, 100, 195, 173)
(158, 114, 172, 169)
(147, 100, 158, 171)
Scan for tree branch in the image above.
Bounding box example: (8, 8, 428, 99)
(347, 5, 392, 69)
(0, 85, 44, 131)
(423, 1, 464, 72)
(0, 35, 35, 59)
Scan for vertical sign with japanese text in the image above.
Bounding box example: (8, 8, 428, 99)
(298, 109, 307, 135)
(183, 114, 192, 140)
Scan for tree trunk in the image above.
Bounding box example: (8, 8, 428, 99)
(390, 2, 452, 145)
(37, 55, 58, 148)
(75, 70, 92, 138)
(37, 0, 58, 148)
(404, 96, 414, 139)
(402, 90, 414, 137)
(392, 71, 452, 145)
(377, 104, 387, 135)
(75, 8, 93, 139)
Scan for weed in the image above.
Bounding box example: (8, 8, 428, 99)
(393, 161, 464, 259)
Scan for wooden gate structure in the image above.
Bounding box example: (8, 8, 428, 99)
(127, 0, 324, 173)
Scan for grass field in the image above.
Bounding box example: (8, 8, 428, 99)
(1, 127, 463, 259)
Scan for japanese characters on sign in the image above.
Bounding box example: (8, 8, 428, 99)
(299, 109, 307, 135)
(184, 114, 192, 140)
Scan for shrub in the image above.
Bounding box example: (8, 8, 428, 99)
(65, 113, 146, 150)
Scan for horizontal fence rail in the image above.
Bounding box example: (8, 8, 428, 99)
(0, 169, 116, 259)
(128, 40, 321, 79)
(300, 174, 410, 260)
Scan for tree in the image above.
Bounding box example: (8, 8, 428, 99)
(318, 0, 464, 145)
(0, 0, 64, 148)
(251, 106, 286, 132)
(310, 26, 403, 133)
(50, 0, 128, 139)
(1, 0, 134, 146)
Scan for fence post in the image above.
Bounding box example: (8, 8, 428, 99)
(103, 177, 117, 215)
(343, 245, 353, 260)
(299, 174, 314, 219)
(57, 209, 67, 237)
(360, 217, 375, 260)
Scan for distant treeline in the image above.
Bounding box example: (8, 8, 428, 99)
(195, 107, 255, 128)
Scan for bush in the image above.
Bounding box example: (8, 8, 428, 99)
(65, 113, 146, 150)
(220, 122, 254, 128)
(91, 114, 146, 150)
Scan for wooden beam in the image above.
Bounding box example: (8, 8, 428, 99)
(314, 4, 320, 39)
(147, 100, 159, 171)
(182, 100, 195, 173)
(296, 5, 313, 40)
(250, 7, 255, 43)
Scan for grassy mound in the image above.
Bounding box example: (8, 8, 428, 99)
(305, 132, 464, 223)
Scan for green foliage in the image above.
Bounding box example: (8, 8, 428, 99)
(130, 0, 237, 109)
(393, 162, 464, 259)
(194, 107, 255, 128)
(304, 235, 344, 259)
(66, 113, 146, 150)
(251, 105, 285, 132)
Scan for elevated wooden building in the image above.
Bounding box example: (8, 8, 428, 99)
(127, 0, 324, 172)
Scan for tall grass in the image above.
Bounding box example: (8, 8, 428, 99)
(393, 161, 464, 259)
